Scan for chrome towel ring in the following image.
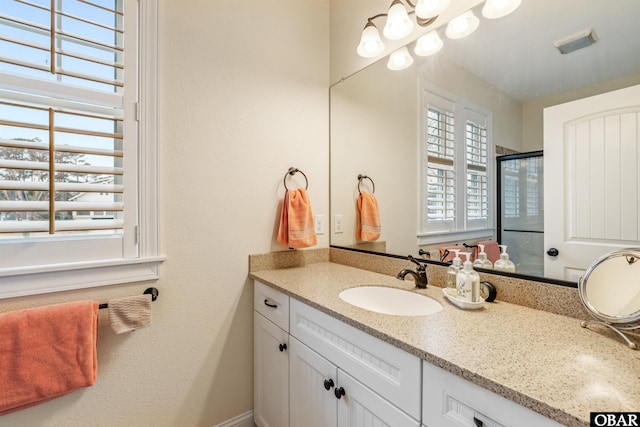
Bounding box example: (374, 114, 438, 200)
(284, 167, 308, 190)
(357, 174, 375, 194)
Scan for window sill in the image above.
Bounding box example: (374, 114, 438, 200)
(0, 256, 167, 300)
(417, 228, 494, 245)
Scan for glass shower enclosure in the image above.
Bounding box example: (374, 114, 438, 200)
(497, 151, 544, 277)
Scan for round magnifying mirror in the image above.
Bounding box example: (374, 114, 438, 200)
(579, 249, 640, 349)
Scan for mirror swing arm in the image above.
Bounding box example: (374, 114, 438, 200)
(579, 249, 640, 350)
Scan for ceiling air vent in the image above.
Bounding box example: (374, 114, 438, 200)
(553, 28, 598, 54)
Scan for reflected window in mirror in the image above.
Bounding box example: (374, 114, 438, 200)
(419, 86, 493, 245)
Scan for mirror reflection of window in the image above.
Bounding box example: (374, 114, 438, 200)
(420, 88, 492, 241)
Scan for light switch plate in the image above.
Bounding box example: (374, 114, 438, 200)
(314, 215, 325, 235)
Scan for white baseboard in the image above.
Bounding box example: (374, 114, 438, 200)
(213, 410, 255, 427)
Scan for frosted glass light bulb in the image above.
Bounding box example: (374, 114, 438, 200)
(445, 10, 479, 39)
(387, 46, 414, 70)
(357, 22, 385, 58)
(383, 0, 414, 40)
(414, 31, 443, 56)
(482, 0, 522, 19)
(415, 0, 451, 19)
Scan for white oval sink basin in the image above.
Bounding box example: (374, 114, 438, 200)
(339, 286, 443, 316)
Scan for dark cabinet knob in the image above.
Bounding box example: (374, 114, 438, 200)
(323, 378, 334, 390)
(473, 417, 484, 427)
(334, 386, 345, 399)
(279, 343, 287, 352)
(547, 248, 559, 257)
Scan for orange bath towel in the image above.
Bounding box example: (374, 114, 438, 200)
(277, 188, 317, 249)
(356, 192, 380, 241)
(0, 300, 98, 416)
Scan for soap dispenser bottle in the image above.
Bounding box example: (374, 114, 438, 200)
(446, 250, 462, 290)
(494, 245, 516, 273)
(473, 244, 494, 270)
(456, 253, 480, 302)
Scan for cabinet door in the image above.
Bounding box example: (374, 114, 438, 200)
(254, 312, 289, 427)
(422, 362, 563, 427)
(337, 371, 420, 427)
(289, 337, 338, 427)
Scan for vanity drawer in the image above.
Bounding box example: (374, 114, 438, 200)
(422, 362, 562, 427)
(290, 298, 421, 420)
(254, 280, 289, 332)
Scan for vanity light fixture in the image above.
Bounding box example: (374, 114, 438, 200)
(387, 46, 414, 70)
(481, 0, 521, 19)
(445, 10, 480, 39)
(383, 0, 415, 40)
(357, 20, 386, 58)
(356, 0, 518, 67)
(414, 30, 443, 56)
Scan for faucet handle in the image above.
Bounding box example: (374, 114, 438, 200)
(407, 255, 428, 270)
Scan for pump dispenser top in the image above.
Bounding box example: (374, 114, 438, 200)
(473, 244, 494, 270)
(494, 245, 516, 272)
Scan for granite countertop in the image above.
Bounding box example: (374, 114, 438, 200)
(249, 262, 640, 427)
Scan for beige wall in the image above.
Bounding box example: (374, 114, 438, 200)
(0, 1, 329, 426)
(521, 72, 640, 152)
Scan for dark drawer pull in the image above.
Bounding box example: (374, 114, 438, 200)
(279, 343, 287, 352)
(473, 417, 484, 427)
(264, 299, 278, 308)
(323, 378, 334, 390)
(334, 387, 345, 399)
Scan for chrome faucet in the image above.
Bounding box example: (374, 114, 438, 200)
(396, 255, 428, 289)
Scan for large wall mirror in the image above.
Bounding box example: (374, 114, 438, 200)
(330, 0, 640, 284)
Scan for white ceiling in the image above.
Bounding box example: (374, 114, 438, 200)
(430, 0, 640, 102)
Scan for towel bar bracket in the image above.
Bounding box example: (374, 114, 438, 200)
(144, 287, 159, 302)
(284, 167, 309, 190)
(357, 174, 375, 194)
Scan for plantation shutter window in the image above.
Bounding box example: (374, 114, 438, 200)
(465, 109, 489, 229)
(0, 0, 160, 288)
(420, 87, 493, 242)
(1, 0, 128, 238)
(424, 96, 456, 233)
(0, 101, 125, 235)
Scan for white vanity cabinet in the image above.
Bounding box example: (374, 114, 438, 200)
(254, 281, 290, 427)
(289, 298, 421, 426)
(421, 362, 563, 427)
(254, 280, 561, 427)
(289, 336, 419, 427)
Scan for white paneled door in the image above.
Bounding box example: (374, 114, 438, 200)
(544, 84, 640, 281)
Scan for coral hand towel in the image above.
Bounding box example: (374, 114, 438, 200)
(356, 191, 381, 242)
(277, 188, 317, 249)
(0, 300, 98, 416)
(477, 240, 501, 263)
